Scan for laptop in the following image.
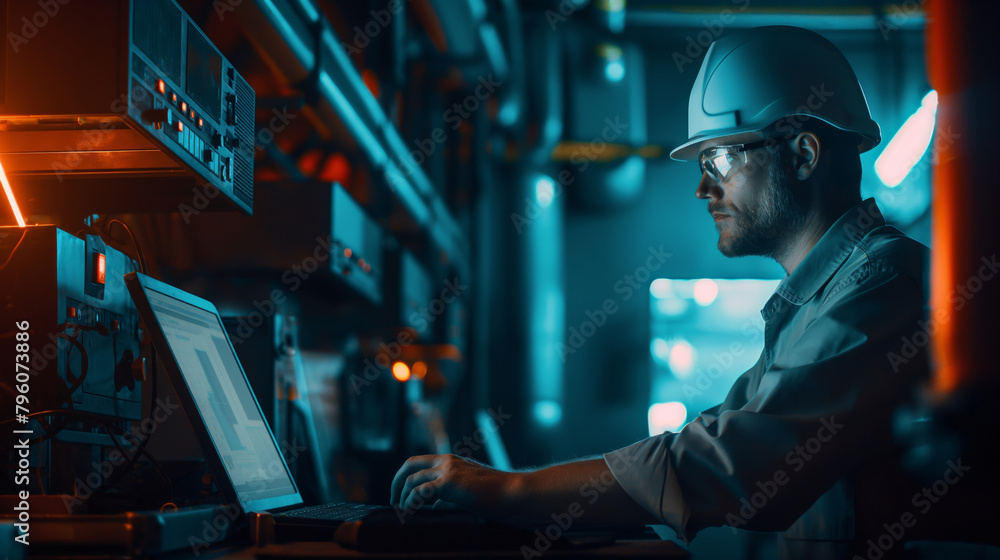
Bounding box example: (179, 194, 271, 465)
(124, 272, 655, 550)
(123, 272, 435, 535)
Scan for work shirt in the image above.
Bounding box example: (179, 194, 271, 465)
(605, 198, 930, 559)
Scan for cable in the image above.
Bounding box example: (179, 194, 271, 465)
(104, 218, 147, 274)
(90, 345, 159, 505)
(0, 228, 27, 273)
(58, 331, 89, 395)
(2, 409, 173, 506)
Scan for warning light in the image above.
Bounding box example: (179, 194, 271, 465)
(93, 253, 106, 285)
(157, 80, 166, 94)
(392, 362, 411, 382)
(0, 156, 26, 227)
(412, 361, 427, 379)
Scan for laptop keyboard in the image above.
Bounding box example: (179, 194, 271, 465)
(280, 502, 389, 522)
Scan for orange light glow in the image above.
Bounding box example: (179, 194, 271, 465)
(343, 247, 352, 258)
(94, 253, 106, 285)
(157, 80, 166, 94)
(318, 152, 352, 183)
(361, 69, 380, 98)
(296, 148, 324, 176)
(392, 361, 411, 382)
(412, 361, 427, 379)
(0, 157, 26, 227)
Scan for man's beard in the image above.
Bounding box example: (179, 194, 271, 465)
(712, 155, 808, 259)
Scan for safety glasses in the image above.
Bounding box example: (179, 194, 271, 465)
(698, 138, 775, 183)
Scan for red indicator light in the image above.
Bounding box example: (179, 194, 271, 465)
(180, 101, 187, 112)
(93, 253, 106, 285)
(197, 118, 204, 128)
(170, 92, 177, 104)
(190, 109, 195, 120)
(157, 80, 166, 94)
(343, 248, 352, 258)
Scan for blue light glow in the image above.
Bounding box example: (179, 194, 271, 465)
(605, 60, 625, 82)
(650, 279, 673, 299)
(533, 400, 562, 428)
(535, 176, 555, 208)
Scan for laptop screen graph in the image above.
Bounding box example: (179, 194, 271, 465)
(144, 287, 297, 505)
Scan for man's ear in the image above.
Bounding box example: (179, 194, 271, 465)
(791, 132, 820, 180)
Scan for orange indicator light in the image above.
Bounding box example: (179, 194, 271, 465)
(392, 362, 411, 382)
(94, 253, 106, 285)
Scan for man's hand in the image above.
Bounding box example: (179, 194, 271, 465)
(390, 455, 659, 527)
(390, 454, 520, 518)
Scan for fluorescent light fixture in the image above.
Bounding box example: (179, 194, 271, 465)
(875, 90, 938, 188)
(0, 157, 26, 227)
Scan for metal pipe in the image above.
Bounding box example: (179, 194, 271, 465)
(238, 0, 468, 264)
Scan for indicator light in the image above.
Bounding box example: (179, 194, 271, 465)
(157, 79, 165, 94)
(93, 253, 106, 285)
(412, 361, 427, 379)
(392, 362, 411, 382)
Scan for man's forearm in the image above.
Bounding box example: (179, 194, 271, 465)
(506, 458, 660, 526)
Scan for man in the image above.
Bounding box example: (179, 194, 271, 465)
(391, 26, 929, 558)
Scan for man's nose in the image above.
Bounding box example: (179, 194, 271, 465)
(695, 172, 721, 200)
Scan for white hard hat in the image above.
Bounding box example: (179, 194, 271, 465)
(670, 26, 881, 161)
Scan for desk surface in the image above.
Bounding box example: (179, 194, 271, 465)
(193, 539, 688, 559)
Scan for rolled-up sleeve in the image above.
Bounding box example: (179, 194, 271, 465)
(603, 261, 927, 541)
(604, 432, 691, 539)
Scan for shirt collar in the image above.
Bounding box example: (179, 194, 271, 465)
(770, 198, 885, 310)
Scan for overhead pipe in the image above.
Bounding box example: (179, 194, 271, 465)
(236, 0, 467, 266)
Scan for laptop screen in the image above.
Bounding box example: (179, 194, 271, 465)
(143, 286, 298, 506)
